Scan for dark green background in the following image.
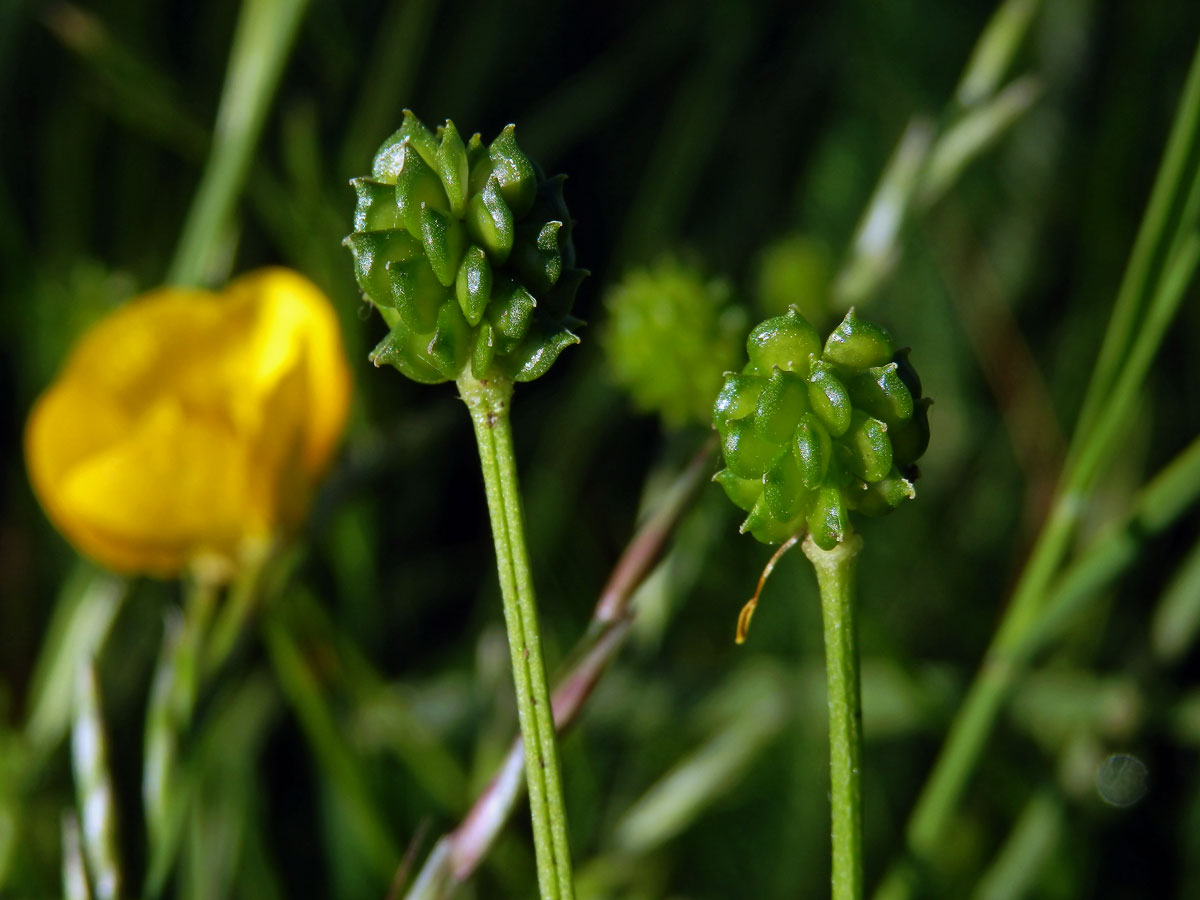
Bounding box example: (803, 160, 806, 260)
(2, 1, 1199, 897)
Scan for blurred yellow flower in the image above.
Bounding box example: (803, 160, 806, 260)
(24, 268, 352, 579)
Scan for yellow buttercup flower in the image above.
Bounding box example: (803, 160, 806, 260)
(24, 268, 352, 579)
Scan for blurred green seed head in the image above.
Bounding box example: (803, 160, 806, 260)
(346, 111, 586, 384)
(754, 233, 833, 322)
(603, 258, 745, 428)
(713, 307, 930, 549)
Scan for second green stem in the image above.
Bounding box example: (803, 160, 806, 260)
(459, 372, 575, 900)
(804, 531, 865, 900)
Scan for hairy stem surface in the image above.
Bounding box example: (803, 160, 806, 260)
(458, 372, 574, 900)
(804, 531, 865, 900)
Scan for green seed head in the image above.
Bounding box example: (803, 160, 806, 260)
(603, 259, 745, 427)
(713, 307, 930, 548)
(346, 112, 585, 384)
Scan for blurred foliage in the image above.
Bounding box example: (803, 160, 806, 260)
(2, 0, 1200, 898)
(602, 257, 744, 428)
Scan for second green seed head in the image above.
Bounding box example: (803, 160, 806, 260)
(713, 307, 930, 549)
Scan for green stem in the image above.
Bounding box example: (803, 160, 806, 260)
(804, 531, 865, 900)
(144, 573, 219, 862)
(874, 39, 1200, 900)
(166, 0, 309, 286)
(204, 543, 299, 678)
(972, 786, 1063, 900)
(144, 560, 272, 897)
(263, 607, 401, 881)
(1072, 36, 1200, 444)
(457, 372, 575, 900)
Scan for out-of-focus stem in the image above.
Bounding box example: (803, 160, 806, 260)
(167, 0, 309, 286)
(72, 663, 121, 900)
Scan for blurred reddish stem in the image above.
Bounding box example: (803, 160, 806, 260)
(927, 205, 1066, 534)
(403, 442, 714, 897)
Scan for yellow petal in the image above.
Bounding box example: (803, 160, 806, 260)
(24, 268, 352, 578)
(59, 400, 250, 574)
(225, 268, 352, 476)
(243, 352, 311, 535)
